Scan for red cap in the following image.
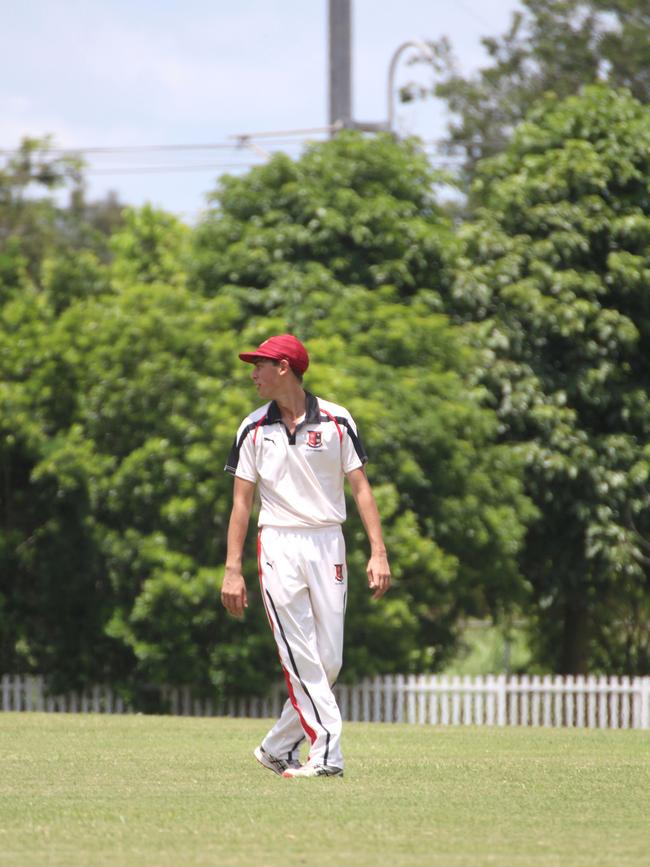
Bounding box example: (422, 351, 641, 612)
(238, 334, 310, 375)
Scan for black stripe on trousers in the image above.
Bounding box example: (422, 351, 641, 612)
(287, 735, 304, 763)
(265, 589, 332, 767)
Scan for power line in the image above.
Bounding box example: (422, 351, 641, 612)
(83, 159, 463, 177)
(0, 129, 334, 159)
(0, 142, 236, 157)
(0, 126, 471, 183)
(453, 0, 495, 30)
(86, 162, 266, 176)
(0, 133, 492, 163)
(230, 124, 336, 140)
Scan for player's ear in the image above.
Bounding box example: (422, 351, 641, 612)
(277, 358, 291, 375)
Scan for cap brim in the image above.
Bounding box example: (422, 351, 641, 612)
(238, 351, 276, 364)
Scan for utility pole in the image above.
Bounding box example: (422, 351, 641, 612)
(328, 0, 352, 130)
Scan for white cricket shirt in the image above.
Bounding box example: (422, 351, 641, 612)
(225, 392, 367, 528)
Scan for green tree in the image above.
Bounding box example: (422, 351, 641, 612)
(0, 137, 125, 312)
(450, 86, 650, 673)
(414, 1, 650, 177)
(0, 137, 80, 294)
(194, 132, 534, 679)
(2, 134, 532, 698)
(0, 213, 255, 695)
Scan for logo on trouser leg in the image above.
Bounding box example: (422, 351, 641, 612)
(334, 564, 344, 583)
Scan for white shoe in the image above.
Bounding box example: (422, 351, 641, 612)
(254, 745, 302, 776)
(282, 763, 344, 778)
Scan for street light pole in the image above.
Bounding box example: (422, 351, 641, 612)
(386, 39, 435, 133)
(327, 0, 434, 137)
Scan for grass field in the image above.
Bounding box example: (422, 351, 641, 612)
(0, 714, 648, 866)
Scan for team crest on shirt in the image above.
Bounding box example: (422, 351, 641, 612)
(334, 564, 344, 583)
(307, 430, 322, 448)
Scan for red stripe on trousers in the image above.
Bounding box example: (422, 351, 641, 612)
(257, 529, 317, 745)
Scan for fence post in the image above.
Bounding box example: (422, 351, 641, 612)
(509, 676, 518, 726)
(395, 675, 405, 724)
(385, 675, 394, 723)
(440, 675, 450, 726)
(462, 675, 472, 725)
(620, 676, 630, 729)
(351, 681, 360, 722)
(485, 674, 495, 725)
(372, 675, 382, 722)
(340, 684, 350, 721)
(575, 675, 585, 728)
(511, 674, 530, 726)
(471, 675, 485, 726)
(416, 675, 426, 725)
(565, 675, 574, 728)
(530, 674, 542, 726)
(362, 678, 371, 722)
(13, 675, 23, 711)
(598, 675, 608, 728)
(406, 674, 416, 725)
(542, 674, 552, 726)
(553, 675, 563, 726)
(641, 678, 650, 730)
(587, 675, 597, 728)
(450, 676, 461, 725)
(497, 674, 507, 726)
(429, 675, 438, 726)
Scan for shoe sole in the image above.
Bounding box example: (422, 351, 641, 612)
(282, 767, 344, 779)
(253, 747, 283, 776)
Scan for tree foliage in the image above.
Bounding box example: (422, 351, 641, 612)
(6, 96, 649, 692)
(1, 134, 532, 699)
(450, 86, 650, 672)
(193, 133, 533, 679)
(0, 137, 126, 324)
(417, 0, 650, 177)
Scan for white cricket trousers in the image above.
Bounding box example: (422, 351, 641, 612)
(258, 524, 347, 770)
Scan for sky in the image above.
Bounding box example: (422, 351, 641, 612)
(1, 0, 522, 222)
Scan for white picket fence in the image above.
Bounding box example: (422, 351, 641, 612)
(3, 673, 650, 728)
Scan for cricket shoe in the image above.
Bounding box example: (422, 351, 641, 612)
(282, 763, 344, 779)
(253, 745, 301, 776)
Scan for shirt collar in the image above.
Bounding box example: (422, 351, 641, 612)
(267, 391, 320, 425)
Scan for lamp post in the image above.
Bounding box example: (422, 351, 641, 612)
(386, 39, 435, 133)
(351, 39, 435, 134)
(327, 0, 435, 136)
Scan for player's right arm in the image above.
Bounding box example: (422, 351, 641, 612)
(222, 476, 256, 618)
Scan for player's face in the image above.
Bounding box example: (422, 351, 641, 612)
(251, 359, 282, 398)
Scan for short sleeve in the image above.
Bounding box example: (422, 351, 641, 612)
(341, 412, 368, 474)
(224, 420, 258, 483)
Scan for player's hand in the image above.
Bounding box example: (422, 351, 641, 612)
(367, 551, 391, 600)
(221, 568, 248, 618)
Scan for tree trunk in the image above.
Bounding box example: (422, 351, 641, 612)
(560, 596, 589, 674)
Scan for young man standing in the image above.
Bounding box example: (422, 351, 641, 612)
(222, 334, 391, 778)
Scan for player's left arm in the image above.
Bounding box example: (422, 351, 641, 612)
(346, 467, 391, 600)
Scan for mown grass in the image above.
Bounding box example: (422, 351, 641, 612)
(0, 713, 648, 866)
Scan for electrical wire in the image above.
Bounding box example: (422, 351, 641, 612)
(86, 162, 266, 175)
(452, 0, 496, 30)
(1, 124, 473, 186)
(0, 128, 333, 159)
